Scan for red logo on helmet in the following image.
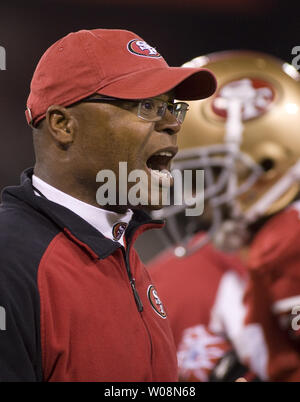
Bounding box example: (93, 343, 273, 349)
(147, 285, 167, 319)
(127, 39, 161, 58)
(212, 78, 275, 121)
(112, 222, 127, 241)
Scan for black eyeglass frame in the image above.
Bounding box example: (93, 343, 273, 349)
(79, 95, 189, 124)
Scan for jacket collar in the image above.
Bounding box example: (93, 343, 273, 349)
(32, 174, 133, 247)
(2, 168, 164, 260)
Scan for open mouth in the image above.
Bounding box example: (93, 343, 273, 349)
(146, 148, 177, 183)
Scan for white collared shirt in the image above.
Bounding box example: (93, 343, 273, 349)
(32, 175, 133, 247)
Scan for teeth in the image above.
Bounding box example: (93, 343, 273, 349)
(154, 151, 173, 157)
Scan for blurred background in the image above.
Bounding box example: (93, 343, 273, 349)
(0, 0, 298, 260)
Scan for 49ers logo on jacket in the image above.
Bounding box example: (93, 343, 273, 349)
(147, 285, 167, 319)
(112, 222, 127, 241)
(127, 39, 161, 58)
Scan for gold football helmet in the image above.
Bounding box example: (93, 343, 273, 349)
(153, 50, 300, 255)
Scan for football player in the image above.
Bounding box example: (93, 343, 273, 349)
(149, 50, 300, 381)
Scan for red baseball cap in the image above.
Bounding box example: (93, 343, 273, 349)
(26, 29, 217, 127)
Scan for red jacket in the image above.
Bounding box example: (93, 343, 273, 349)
(0, 168, 177, 382)
(244, 202, 300, 381)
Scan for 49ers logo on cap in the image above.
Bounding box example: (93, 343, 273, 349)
(127, 39, 161, 58)
(212, 78, 275, 121)
(112, 222, 127, 241)
(147, 285, 167, 319)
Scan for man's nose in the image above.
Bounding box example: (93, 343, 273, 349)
(154, 110, 181, 135)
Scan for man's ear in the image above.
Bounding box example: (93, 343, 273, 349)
(45, 105, 78, 148)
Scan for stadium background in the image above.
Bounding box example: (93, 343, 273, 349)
(0, 0, 298, 261)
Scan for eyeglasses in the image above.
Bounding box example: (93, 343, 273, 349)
(80, 96, 189, 124)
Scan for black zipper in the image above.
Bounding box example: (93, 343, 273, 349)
(122, 246, 143, 312)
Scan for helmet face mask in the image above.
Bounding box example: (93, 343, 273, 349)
(153, 50, 300, 255)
